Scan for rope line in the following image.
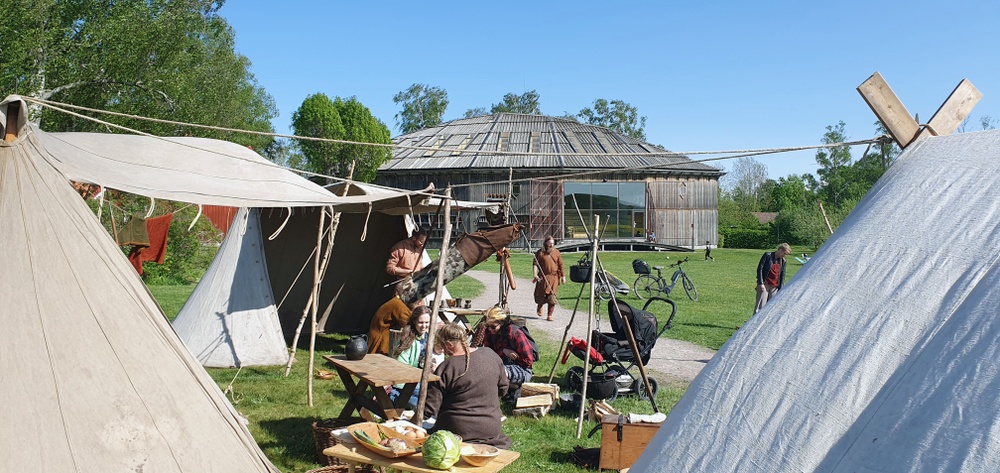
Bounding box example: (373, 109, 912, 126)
(24, 95, 880, 159)
(20, 95, 884, 194)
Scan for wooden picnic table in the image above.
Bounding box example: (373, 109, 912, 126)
(323, 354, 440, 422)
(439, 308, 485, 332)
(323, 441, 519, 473)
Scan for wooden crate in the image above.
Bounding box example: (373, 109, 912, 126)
(599, 414, 662, 471)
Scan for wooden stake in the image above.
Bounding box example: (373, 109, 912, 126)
(576, 214, 599, 438)
(414, 187, 452, 425)
(819, 201, 834, 235)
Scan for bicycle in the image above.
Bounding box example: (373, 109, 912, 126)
(632, 257, 699, 301)
(594, 270, 629, 301)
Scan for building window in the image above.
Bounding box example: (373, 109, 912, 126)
(563, 181, 646, 238)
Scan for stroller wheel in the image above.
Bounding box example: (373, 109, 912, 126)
(633, 376, 659, 401)
(565, 366, 584, 392)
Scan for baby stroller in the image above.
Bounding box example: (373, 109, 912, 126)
(561, 297, 676, 401)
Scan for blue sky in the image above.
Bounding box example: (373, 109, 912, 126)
(219, 1, 999, 180)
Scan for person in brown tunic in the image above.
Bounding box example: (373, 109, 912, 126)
(424, 323, 511, 449)
(367, 282, 421, 355)
(532, 236, 565, 321)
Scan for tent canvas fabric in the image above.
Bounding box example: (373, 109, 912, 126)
(172, 208, 289, 368)
(633, 129, 1000, 472)
(1, 99, 278, 470)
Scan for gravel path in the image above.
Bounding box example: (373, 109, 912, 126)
(463, 269, 716, 387)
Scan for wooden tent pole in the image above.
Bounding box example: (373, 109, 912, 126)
(306, 206, 327, 406)
(819, 201, 834, 235)
(546, 282, 587, 384)
(285, 164, 354, 378)
(5, 100, 20, 142)
(414, 187, 452, 425)
(576, 214, 599, 438)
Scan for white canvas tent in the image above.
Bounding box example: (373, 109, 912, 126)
(172, 179, 490, 366)
(171, 208, 290, 367)
(0, 95, 406, 471)
(633, 129, 1000, 471)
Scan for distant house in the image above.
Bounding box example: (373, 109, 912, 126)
(753, 212, 778, 225)
(376, 114, 723, 247)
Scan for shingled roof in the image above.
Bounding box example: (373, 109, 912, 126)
(384, 113, 721, 175)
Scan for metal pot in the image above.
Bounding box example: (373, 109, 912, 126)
(345, 334, 367, 360)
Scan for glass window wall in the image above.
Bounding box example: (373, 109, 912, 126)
(563, 181, 646, 238)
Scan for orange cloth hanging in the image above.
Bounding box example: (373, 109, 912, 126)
(128, 214, 172, 275)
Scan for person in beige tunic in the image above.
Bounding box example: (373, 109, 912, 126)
(386, 227, 428, 277)
(532, 236, 565, 321)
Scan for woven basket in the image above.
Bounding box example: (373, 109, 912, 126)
(306, 465, 382, 473)
(311, 417, 364, 466)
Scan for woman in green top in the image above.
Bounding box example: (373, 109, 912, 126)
(390, 306, 436, 408)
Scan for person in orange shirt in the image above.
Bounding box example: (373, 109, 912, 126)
(386, 227, 428, 277)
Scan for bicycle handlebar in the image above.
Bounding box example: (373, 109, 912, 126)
(669, 257, 689, 268)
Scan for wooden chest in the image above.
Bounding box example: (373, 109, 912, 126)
(599, 414, 662, 470)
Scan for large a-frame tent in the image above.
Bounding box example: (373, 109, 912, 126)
(172, 181, 484, 368)
(633, 129, 1000, 471)
(0, 95, 399, 471)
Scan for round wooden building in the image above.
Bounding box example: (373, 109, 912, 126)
(376, 113, 722, 248)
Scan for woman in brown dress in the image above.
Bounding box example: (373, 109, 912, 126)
(532, 236, 565, 321)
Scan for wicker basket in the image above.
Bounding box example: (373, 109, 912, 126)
(311, 417, 364, 466)
(306, 465, 381, 473)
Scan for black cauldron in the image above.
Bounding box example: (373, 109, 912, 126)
(345, 334, 367, 360)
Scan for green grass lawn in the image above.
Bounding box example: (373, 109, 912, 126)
(149, 247, 803, 472)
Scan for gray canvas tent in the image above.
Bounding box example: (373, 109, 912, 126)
(0, 95, 402, 471)
(633, 129, 1000, 472)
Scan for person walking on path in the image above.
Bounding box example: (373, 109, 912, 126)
(532, 236, 565, 321)
(386, 226, 428, 277)
(705, 241, 715, 261)
(754, 242, 791, 314)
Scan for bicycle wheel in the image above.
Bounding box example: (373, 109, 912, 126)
(633, 275, 658, 300)
(565, 366, 584, 392)
(597, 280, 612, 301)
(682, 274, 698, 301)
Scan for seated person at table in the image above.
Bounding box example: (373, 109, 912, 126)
(425, 323, 512, 449)
(367, 281, 422, 355)
(481, 307, 535, 401)
(389, 306, 442, 408)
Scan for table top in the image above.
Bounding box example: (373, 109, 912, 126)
(323, 354, 440, 388)
(441, 308, 485, 316)
(324, 442, 520, 473)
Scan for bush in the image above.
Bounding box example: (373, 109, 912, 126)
(717, 233, 725, 248)
(719, 228, 771, 249)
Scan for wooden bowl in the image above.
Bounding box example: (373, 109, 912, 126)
(460, 443, 500, 467)
(347, 422, 420, 458)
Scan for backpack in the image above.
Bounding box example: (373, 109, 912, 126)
(513, 324, 540, 363)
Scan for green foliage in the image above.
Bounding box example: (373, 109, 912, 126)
(333, 96, 392, 182)
(291, 94, 391, 182)
(718, 228, 771, 249)
(490, 90, 541, 114)
(141, 208, 222, 285)
(717, 233, 725, 248)
(723, 157, 769, 212)
(463, 107, 489, 118)
(291, 93, 345, 177)
(4, 0, 276, 150)
(717, 195, 762, 229)
(392, 83, 449, 134)
(815, 121, 854, 207)
(577, 98, 647, 140)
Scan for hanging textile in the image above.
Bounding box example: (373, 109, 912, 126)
(116, 215, 150, 247)
(128, 214, 172, 275)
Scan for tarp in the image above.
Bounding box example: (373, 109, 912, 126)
(0, 97, 279, 471)
(172, 208, 289, 368)
(633, 129, 1000, 472)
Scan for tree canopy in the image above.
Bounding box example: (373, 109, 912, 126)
(577, 99, 647, 140)
(393, 83, 448, 134)
(1, 0, 277, 151)
(291, 93, 390, 182)
(490, 90, 541, 114)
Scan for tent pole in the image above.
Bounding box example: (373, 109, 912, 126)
(546, 282, 587, 384)
(285, 164, 354, 378)
(4, 100, 19, 141)
(576, 214, 599, 438)
(414, 187, 452, 425)
(306, 207, 327, 406)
